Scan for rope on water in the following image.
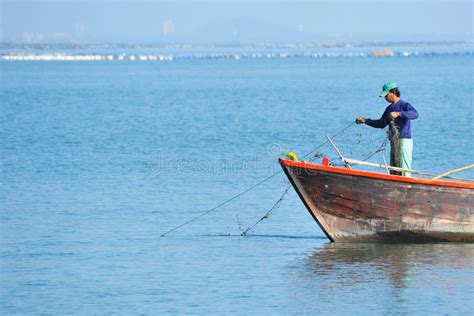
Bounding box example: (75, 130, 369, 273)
(160, 172, 280, 237)
(160, 122, 355, 237)
(240, 183, 292, 236)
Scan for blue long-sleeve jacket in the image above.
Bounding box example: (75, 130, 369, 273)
(366, 99, 419, 139)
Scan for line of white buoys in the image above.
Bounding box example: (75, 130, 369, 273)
(1, 51, 472, 61)
(0, 53, 174, 61)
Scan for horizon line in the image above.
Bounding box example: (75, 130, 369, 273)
(2, 40, 473, 46)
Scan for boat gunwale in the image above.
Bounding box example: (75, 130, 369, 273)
(279, 158, 474, 189)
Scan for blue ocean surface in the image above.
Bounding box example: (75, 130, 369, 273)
(1, 53, 473, 314)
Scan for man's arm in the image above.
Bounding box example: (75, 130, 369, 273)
(399, 102, 419, 119)
(356, 111, 389, 128)
(365, 108, 389, 128)
(356, 107, 389, 128)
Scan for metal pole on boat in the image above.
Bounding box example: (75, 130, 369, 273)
(382, 155, 390, 174)
(326, 135, 352, 169)
(343, 157, 420, 175)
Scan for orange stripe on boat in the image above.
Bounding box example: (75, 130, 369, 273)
(279, 158, 474, 189)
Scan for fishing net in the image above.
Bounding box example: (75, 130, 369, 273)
(162, 122, 420, 237)
(305, 123, 393, 171)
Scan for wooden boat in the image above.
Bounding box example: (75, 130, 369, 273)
(279, 158, 474, 242)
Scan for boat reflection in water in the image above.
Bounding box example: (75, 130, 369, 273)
(305, 243, 474, 288)
(289, 243, 474, 314)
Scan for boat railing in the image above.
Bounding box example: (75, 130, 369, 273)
(343, 158, 472, 182)
(326, 135, 473, 183)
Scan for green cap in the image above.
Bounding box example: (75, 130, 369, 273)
(379, 82, 398, 97)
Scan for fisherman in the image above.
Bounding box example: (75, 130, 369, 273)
(355, 82, 418, 176)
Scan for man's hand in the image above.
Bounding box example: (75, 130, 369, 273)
(355, 117, 366, 124)
(390, 111, 401, 120)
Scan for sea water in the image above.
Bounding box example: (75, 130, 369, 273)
(1, 51, 473, 314)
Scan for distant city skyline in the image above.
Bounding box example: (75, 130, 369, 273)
(1, 0, 473, 44)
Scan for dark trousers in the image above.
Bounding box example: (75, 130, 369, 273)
(390, 139, 402, 176)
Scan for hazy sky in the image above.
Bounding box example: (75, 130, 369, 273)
(1, 0, 473, 43)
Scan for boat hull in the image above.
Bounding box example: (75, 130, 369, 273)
(279, 159, 474, 242)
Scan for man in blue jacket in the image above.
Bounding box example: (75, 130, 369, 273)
(356, 82, 418, 176)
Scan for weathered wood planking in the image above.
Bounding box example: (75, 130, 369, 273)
(280, 159, 474, 242)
